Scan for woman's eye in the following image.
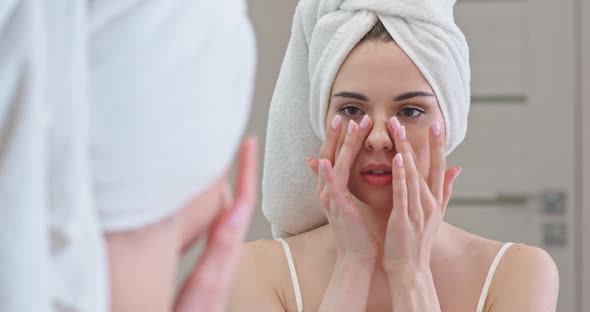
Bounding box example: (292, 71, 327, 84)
(399, 107, 424, 118)
(339, 106, 363, 116)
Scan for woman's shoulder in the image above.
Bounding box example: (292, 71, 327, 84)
(458, 230, 559, 310)
(243, 238, 284, 260)
(458, 228, 557, 281)
(460, 229, 556, 276)
(233, 232, 322, 311)
(239, 226, 331, 283)
(240, 238, 287, 287)
(229, 238, 290, 311)
(488, 242, 559, 304)
(232, 228, 331, 309)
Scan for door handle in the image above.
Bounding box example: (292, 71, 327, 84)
(449, 194, 528, 206)
(449, 190, 565, 214)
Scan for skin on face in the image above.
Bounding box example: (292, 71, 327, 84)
(325, 40, 447, 210)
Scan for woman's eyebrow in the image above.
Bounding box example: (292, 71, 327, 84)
(332, 91, 368, 101)
(394, 91, 435, 101)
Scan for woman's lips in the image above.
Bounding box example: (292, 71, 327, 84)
(360, 163, 393, 186)
(361, 172, 392, 186)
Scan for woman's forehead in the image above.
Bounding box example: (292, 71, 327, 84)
(333, 41, 432, 92)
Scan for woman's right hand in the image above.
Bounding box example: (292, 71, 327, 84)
(308, 115, 379, 265)
(174, 138, 258, 312)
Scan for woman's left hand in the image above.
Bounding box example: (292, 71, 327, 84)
(382, 117, 461, 274)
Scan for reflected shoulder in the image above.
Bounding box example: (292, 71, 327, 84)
(228, 239, 287, 312)
(487, 243, 559, 312)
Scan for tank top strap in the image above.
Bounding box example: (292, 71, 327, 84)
(276, 238, 303, 312)
(475, 242, 515, 312)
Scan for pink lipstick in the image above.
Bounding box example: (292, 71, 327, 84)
(360, 163, 393, 186)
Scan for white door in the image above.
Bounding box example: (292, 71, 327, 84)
(445, 0, 579, 311)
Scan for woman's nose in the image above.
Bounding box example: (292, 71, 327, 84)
(364, 120, 393, 152)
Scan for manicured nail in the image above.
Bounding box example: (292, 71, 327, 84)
(360, 115, 370, 129)
(394, 153, 404, 168)
(398, 126, 406, 141)
(348, 121, 357, 135)
(227, 205, 249, 229)
(389, 116, 401, 130)
(331, 115, 342, 130)
(433, 121, 441, 137)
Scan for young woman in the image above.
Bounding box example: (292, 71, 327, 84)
(229, 20, 559, 312)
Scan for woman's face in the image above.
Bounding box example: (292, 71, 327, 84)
(325, 40, 446, 210)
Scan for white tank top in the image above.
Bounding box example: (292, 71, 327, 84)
(277, 238, 514, 312)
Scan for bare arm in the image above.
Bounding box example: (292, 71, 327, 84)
(386, 268, 441, 312)
(318, 258, 375, 312)
(308, 116, 381, 311)
(382, 118, 460, 312)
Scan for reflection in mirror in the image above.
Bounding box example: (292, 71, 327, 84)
(221, 0, 579, 311)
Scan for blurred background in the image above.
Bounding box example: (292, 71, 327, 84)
(181, 1, 590, 311)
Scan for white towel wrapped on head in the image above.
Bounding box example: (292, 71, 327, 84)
(262, 0, 471, 238)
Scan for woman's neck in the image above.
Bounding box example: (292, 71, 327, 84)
(360, 203, 393, 244)
(320, 203, 460, 268)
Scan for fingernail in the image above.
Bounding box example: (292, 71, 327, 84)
(319, 159, 325, 172)
(227, 205, 249, 229)
(398, 126, 406, 141)
(394, 153, 404, 168)
(331, 115, 342, 130)
(348, 121, 357, 135)
(433, 121, 441, 137)
(389, 116, 401, 130)
(360, 115, 370, 129)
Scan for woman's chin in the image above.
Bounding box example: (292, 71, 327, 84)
(355, 188, 393, 211)
(349, 183, 393, 210)
(367, 200, 393, 211)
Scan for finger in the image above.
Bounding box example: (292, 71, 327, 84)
(442, 167, 462, 215)
(318, 157, 329, 207)
(316, 115, 343, 192)
(429, 121, 445, 202)
(320, 159, 333, 193)
(233, 137, 258, 212)
(174, 206, 248, 312)
(320, 158, 344, 200)
(389, 119, 422, 222)
(391, 153, 408, 218)
(318, 115, 342, 191)
(318, 157, 325, 187)
(310, 158, 331, 210)
(387, 116, 417, 161)
(320, 115, 343, 162)
(180, 179, 231, 253)
(334, 115, 372, 184)
(319, 159, 337, 213)
(387, 115, 401, 144)
(231, 136, 258, 237)
(222, 180, 233, 212)
(308, 157, 319, 177)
